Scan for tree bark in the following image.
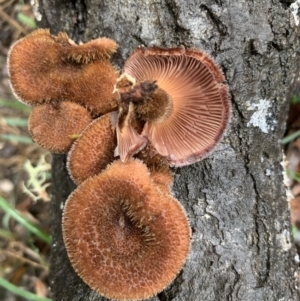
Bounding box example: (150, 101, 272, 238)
(41, 0, 300, 300)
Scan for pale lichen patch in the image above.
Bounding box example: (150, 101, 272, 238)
(277, 229, 292, 252)
(247, 99, 271, 133)
(291, 0, 300, 26)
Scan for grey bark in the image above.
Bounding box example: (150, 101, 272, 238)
(41, 0, 300, 300)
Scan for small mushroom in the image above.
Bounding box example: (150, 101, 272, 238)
(28, 101, 92, 153)
(67, 113, 116, 185)
(63, 159, 191, 301)
(117, 46, 231, 166)
(8, 29, 119, 114)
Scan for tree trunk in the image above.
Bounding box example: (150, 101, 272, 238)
(41, 0, 300, 300)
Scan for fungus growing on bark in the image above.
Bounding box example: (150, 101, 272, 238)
(137, 145, 173, 195)
(28, 101, 92, 153)
(63, 160, 191, 301)
(8, 29, 118, 114)
(67, 113, 116, 185)
(117, 46, 230, 166)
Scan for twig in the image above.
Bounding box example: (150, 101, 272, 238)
(0, 250, 48, 270)
(2, 0, 15, 11)
(0, 7, 28, 35)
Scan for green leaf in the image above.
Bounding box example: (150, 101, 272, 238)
(286, 170, 300, 182)
(291, 95, 300, 105)
(0, 196, 51, 244)
(3, 117, 28, 127)
(16, 13, 37, 29)
(292, 225, 298, 239)
(0, 277, 51, 301)
(281, 129, 300, 145)
(0, 98, 31, 113)
(0, 134, 33, 144)
(0, 228, 15, 240)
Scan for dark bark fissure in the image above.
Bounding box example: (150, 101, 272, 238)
(70, 0, 87, 40)
(41, 0, 300, 300)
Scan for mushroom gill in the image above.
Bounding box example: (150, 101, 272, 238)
(67, 113, 116, 185)
(62, 160, 191, 301)
(121, 46, 231, 166)
(8, 29, 119, 114)
(28, 101, 92, 153)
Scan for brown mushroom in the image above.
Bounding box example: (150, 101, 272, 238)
(136, 145, 173, 195)
(8, 29, 118, 114)
(67, 113, 116, 185)
(62, 159, 191, 301)
(28, 101, 92, 153)
(117, 46, 230, 166)
(65, 60, 119, 115)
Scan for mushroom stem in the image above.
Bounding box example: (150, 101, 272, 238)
(119, 80, 173, 123)
(116, 103, 147, 162)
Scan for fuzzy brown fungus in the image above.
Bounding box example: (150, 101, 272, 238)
(63, 159, 191, 301)
(28, 101, 92, 153)
(8, 29, 119, 114)
(120, 46, 231, 166)
(61, 36, 118, 63)
(137, 145, 173, 195)
(67, 113, 116, 185)
(65, 60, 119, 115)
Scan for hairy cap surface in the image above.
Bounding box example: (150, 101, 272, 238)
(28, 101, 92, 153)
(63, 160, 191, 300)
(67, 113, 116, 185)
(8, 29, 118, 114)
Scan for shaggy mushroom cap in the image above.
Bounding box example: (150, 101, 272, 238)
(122, 46, 231, 166)
(65, 60, 119, 115)
(8, 29, 118, 114)
(63, 160, 191, 301)
(28, 101, 92, 153)
(67, 113, 116, 185)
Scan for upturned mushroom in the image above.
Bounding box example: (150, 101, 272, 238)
(115, 46, 231, 166)
(8, 29, 118, 115)
(63, 159, 191, 301)
(28, 101, 92, 153)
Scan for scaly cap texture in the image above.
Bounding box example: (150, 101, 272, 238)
(28, 101, 92, 153)
(63, 160, 191, 301)
(67, 113, 116, 185)
(8, 29, 118, 114)
(136, 145, 173, 195)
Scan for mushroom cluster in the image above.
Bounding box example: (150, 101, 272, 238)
(8, 30, 231, 301)
(8, 29, 118, 153)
